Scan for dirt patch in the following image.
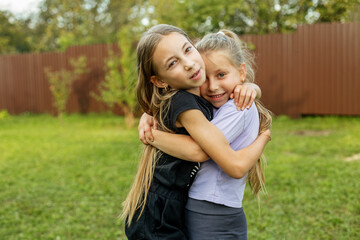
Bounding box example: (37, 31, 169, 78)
(345, 154, 360, 162)
(293, 130, 332, 136)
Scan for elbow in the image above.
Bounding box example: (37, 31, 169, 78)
(213, 154, 247, 178)
(186, 144, 209, 162)
(229, 172, 246, 179)
(232, 170, 247, 179)
(226, 164, 247, 179)
(192, 148, 210, 163)
(234, 162, 248, 179)
(219, 154, 247, 179)
(196, 154, 210, 163)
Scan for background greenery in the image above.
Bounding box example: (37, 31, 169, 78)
(1, 0, 359, 54)
(0, 114, 359, 239)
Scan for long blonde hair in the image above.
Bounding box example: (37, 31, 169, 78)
(120, 24, 192, 226)
(195, 29, 272, 198)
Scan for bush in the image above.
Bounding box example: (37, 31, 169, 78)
(93, 25, 138, 128)
(0, 109, 10, 119)
(45, 56, 89, 122)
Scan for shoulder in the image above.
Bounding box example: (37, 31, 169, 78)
(171, 90, 211, 114)
(213, 99, 243, 118)
(173, 90, 190, 98)
(212, 99, 246, 126)
(211, 99, 246, 142)
(212, 100, 260, 126)
(217, 100, 259, 117)
(172, 90, 198, 105)
(166, 90, 211, 131)
(173, 90, 195, 99)
(247, 102, 259, 118)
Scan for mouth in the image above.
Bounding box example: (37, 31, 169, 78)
(209, 93, 226, 100)
(190, 69, 201, 80)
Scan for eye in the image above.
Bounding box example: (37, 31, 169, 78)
(217, 72, 226, 78)
(168, 60, 177, 68)
(185, 46, 192, 53)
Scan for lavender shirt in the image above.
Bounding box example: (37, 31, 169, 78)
(187, 99, 259, 208)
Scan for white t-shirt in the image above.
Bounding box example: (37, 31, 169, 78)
(188, 99, 260, 208)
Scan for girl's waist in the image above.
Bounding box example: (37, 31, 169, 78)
(185, 198, 243, 215)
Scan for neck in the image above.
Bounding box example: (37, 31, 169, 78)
(185, 87, 201, 96)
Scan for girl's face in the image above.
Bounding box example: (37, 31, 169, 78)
(200, 50, 246, 108)
(151, 32, 206, 95)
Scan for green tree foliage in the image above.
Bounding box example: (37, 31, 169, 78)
(0, 10, 32, 54)
(31, 0, 108, 51)
(93, 26, 138, 128)
(45, 56, 89, 122)
(148, 0, 360, 36)
(1, 0, 359, 54)
(28, 0, 143, 52)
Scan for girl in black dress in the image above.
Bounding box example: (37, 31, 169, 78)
(121, 24, 270, 240)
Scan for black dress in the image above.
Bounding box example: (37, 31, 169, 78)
(125, 90, 213, 240)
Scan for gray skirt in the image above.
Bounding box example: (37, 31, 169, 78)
(185, 198, 247, 240)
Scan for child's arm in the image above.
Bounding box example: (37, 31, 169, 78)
(138, 84, 260, 143)
(148, 127, 270, 165)
(177, 109, 270, 179)
(231, 83, 261, 110)
(148, 129, 210, 162)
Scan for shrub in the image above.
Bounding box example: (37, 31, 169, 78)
(93, 26, 138, 128)
(45, 56, 89, 123)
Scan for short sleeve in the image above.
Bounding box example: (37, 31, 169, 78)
(211, 99, 246, 143)
(166, 91, 203, 131)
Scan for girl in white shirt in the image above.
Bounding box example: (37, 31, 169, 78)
(140, 30, 272, 239)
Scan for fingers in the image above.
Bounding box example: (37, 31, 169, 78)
(139, 124, 149, 145)
(144, 124, 154, 142)
(138, 113, 154, 145)
(233, 85, 257, 111)
(153, 118, 159, 130)
(244, 90, 256, 110)
(233, 85, 241, 105)
(234, 87, 249, 111)
(242, 91, 253, 110)
(247, 91, 257, 109)
(233, 85, 245, 110)
(139, 134, 148, 145)
(138, 118, 147, 145)
(237, 91, 246, 111)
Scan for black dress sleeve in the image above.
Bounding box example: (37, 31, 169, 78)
(165, 90, 204, 132)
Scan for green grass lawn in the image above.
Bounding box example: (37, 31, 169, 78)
(0, 114, 359, 239)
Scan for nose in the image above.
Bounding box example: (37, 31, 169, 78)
(184, 57, 195, 71)
(208, 77, 218, 92)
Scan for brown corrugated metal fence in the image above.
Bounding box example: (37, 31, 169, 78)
(0, 22, 359, 117)
(241, 21, 360, 116)
(0, 43, 120, 115)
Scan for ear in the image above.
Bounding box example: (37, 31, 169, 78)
(150, 76, 169, 89)
(238, 63, 247, 83)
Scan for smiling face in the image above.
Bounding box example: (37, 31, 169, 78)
(151, 32, 206, 95)
(200, 50, 246, 108)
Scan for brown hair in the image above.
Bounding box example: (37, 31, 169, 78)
(121, 24, 191, 226)
(195, 29, 272, 198)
